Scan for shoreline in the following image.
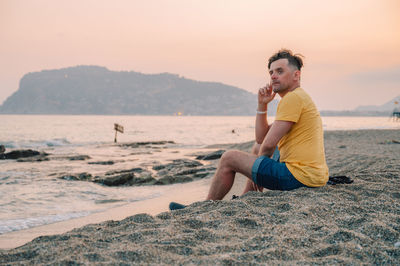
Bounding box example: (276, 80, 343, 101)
(1, 129, 399, 264)
(0, 166, 249, 250)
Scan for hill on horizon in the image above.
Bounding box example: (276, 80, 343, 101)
(319, 94, 400, 117)
(0, 66, 277, 116)
(355, 95, 400, 112)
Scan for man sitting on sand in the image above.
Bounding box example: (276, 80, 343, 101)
(170, 49, 329, 210)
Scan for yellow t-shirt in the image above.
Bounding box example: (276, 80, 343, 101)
(275, 87, 329, 187)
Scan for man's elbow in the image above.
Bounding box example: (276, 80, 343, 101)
(259, 144, 276, 157)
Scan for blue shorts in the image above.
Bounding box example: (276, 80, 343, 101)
(251, 154, 306, 191)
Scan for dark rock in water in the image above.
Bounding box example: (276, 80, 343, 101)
(174, 166, 215, 177)
(196, 150, 225, 160)
(17, 155, 50, 162)
(129, 176, 157, 186)
(0, 145, 5, 153)
(105, 168, 144, 176)
(94, 173, 134, 186)
(5, 149, 40, 159)
(59, 169, 156, 187)
(59, 175, 80, 181)
(59, 172, 92, 181)
(78, 172, 92, 181)
(153, 159, 202, 171)
(193, 172, 211, 179)
(152, 159, 215, 185)
(88, 160, 115, 165)
(174, 168, 203, 176)
(68, 155, 91, 161)
(95, 172, 156, 186)
(58, 158, 214, 187)
(1, 149, 48, 160)
(121, 141, 175, 148)
(154, 175, 194, 185)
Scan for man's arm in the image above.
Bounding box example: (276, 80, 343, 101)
(255, 84, 276, 144)
(259, 120, 294, 157)
(255, 114, 270, 144)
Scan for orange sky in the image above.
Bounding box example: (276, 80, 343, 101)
(1, 0, 399, 110)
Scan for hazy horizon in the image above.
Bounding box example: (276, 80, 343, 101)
(1, 0, 399, 110)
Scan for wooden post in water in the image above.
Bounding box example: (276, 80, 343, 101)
(114, 123, 124, 143)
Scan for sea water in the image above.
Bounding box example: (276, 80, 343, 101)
(0, 115, 399, 235)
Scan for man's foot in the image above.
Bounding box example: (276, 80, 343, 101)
(169, 202, 187, 210)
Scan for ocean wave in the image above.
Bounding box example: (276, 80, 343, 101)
(0, 211, 92, 235)
(0, 138, 71, 149)
(45, 138, 71, 147)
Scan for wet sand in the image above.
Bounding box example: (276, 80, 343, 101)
(1, 129, 399, 264)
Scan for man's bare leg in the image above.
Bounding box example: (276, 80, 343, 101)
(242, 142, 261, 195)
(206, 150, 258, 200)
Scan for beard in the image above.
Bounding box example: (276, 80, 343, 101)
(272, 82, 287, 93)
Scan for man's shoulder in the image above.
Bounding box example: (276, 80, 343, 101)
(290, 88, 316, 106)
(276, 89, 304, 121)
(292, 87, 309, 98)
(279, 89, 303, 107)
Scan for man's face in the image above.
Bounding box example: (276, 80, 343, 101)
(269, 58, 298, 93)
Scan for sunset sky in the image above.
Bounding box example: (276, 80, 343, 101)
(1, 0, 399, 110)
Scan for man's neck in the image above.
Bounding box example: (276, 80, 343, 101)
(278, 84, 300, 98)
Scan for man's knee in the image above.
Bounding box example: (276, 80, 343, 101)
(220, 150, 239, 163)
(219, 149, 256, 177)
(220, 149, 248, 169)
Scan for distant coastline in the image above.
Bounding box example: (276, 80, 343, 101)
(0, 66, 276, 116)
(0, 113, 395, 117)
(319, 110, 394, 117)
(0, 112, 396, 117)
(0, 65, 398, 116)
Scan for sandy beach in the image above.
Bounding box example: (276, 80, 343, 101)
(1, 129, 399, 264)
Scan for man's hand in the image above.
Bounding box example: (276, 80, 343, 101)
(258, 83, 276, 109)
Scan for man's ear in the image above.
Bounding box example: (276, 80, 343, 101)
(294, 70, 301, 81)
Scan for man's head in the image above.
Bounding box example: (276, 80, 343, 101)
(268, 49, 303, 95)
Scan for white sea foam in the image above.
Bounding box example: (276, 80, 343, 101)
(0, 211, 92, 235)
(1, 138, 72, 150)
(44, 138, 71, 147)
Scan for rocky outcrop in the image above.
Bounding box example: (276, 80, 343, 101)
(60, 172, 93, 181)
(88, 161, 115, 165)
(152, 159, 216, 185)
(104, 168, 144, 176)
(59, 169, 156, 187)
(196, 150, 225, 160)
(68, 155, 91, 161)
(0, 149, 48, 160)
(0, 65, 274, 115)
(120, 141, 175, 148)
(58, 159, 217, 187)
(17, 156, 50, 162)
(153, 159, 202, 171)
(95, 173, 152, 187)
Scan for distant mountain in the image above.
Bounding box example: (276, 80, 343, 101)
(321, 95, 400, 117)
(354, 95, 400, 112)
(0, 66, 278, 115)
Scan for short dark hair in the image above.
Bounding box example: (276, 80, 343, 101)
(268, 49, 304, 70)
